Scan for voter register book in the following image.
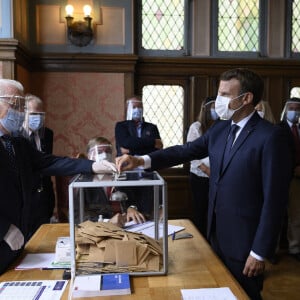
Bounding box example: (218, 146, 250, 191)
(72, 273, 131, 298)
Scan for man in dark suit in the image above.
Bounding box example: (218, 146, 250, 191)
(0, 79, 117, 275)
(115, 96, 163, 216)
(279, 97, 300, 261)
(115, 95, 163, 157)
(17, 94, 56, 235)
(116, 69, 293, 300)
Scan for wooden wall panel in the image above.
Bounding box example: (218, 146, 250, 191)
(164, 176, 192, 219)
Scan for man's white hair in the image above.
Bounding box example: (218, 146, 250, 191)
(25, 94, 43, 105)
(0, 79, 24, 95)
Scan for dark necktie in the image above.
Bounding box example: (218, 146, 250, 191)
(134, 121, 142, 137)
(222, 124, 240, 170)
(2, 135, 18, 171)
(30, 132, 37, 149)
(291, 123, 300, 165)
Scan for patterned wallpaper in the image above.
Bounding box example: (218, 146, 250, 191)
(30, 72, 125, 158)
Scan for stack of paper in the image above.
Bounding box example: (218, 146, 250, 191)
(75, 220, 163, 274)
(181, 287, 237, 300)
(0, 280, 68, 300)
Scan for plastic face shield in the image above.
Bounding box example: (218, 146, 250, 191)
(0, 95, 26, 112)
(280, 100, 300, 122)
(88, 144, 113, 162)
(126, 99, 143, 121)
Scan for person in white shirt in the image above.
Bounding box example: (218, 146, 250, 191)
(186, 96, 219, 238)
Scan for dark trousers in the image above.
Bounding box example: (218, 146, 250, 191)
(189, 173, 209, 238)
(210, 225, 263, 300)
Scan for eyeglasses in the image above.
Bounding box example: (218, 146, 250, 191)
(0, 95, 26, 110)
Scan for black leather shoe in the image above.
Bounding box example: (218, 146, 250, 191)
(289, 253, 300, 261)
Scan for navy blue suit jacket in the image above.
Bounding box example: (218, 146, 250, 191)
(0, 135, 94, 273)
(148, 112, 293, 261)
(115, 120, 161, 156)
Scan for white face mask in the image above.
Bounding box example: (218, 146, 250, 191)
(257, 111, 264, 118)
(215, 94, 245, 120)
(95, 152, 112, 162)
(0, 108, 25, 133)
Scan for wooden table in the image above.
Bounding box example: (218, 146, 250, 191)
(0, 220, 249, 299)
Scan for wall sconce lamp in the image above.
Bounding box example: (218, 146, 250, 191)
(65, 4, 93, 47)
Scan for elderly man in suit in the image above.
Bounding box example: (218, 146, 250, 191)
(0, 78, 117, 275)
(116, 68, 293, 300)
(17, 94, 56, 235)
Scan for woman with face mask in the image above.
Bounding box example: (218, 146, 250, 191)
(186, 96, 219, 238)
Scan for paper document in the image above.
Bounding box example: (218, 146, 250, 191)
(15, 253, 70, 270)
(124, 221, 184, 239)
(0, 280, 68, 300)
(181, 287, 237, 300)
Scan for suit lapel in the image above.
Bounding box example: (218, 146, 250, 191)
(220, 114, 258, 175)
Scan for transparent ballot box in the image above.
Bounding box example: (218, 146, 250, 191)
(68, 170, 168, 277)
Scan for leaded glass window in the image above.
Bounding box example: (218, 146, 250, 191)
(138, 0, 188, 55)
(291, 87, 300, 98)
(142, 84, 184, 152)
(292, 0, 300, 53)
(218, 0, 259, 52)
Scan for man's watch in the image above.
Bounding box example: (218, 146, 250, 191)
(128, 205, 138, 211)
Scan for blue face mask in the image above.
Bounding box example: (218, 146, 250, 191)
(132, 107, 143, 121)
(28, 114, 44, 131)
(210, 109, 219, 121)
(286, 110, 300, 123)
(0, 108, 25, 133)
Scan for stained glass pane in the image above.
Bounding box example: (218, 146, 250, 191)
(292, 0, 300, 53)
(142, 0, 185, 50)
(218, 0, 259, 52)
(142, 85, 184, 168)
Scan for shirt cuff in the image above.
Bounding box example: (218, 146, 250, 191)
(250, 250, 264, 261)
(141, 155, 151, 169)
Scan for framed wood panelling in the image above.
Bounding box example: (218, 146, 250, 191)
(164, 176, 192, 219)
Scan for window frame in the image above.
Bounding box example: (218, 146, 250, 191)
(136, 76, 191, 175)
(211, 0, 267, 58)
(136, 0, 191, 57)
(286, 0, 300, 58)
